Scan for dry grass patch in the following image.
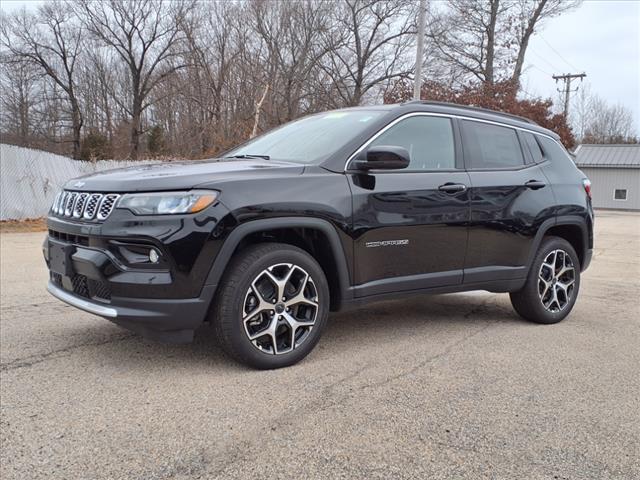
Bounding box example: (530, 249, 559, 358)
(0, 218, 47, 233)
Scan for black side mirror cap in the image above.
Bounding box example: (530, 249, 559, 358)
(353, 145, 410, 171)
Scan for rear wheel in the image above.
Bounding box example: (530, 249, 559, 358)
(212, 243, 329, 369)
(510, 236, 580, 324)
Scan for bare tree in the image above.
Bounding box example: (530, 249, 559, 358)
(510, 0, 581, 84)
(1, 1, 85, 157)
(0, 55, 40, 146)
(322, 0, 416, 106)
(571, 82, 592, 141)
(180, 1, 246, 153)
(576, 90, 638, 144)
(428, 0, 580, 88)
(428, 0, 508, 86)
(0, 0, 586, 159)
(76, 0, 195, 159)
(252, 0, 335, 122)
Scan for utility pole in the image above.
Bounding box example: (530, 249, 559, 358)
(553, 72, 586, 117)
(413, 0, 427, 100)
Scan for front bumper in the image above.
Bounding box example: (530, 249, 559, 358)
(47, 280, 215, 343)
(43, 202, 232, 342)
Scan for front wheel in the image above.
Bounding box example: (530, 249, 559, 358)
(510, 236, 581, 324)
(211, 243, 330, 369)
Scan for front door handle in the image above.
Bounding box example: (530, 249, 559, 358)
(525, 179, 546, 190)
(438, 183, 467, 194)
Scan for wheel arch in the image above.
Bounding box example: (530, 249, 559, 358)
(205, 217, 352, 311)
(528, 216, 589, 271)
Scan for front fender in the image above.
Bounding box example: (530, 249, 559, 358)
(203, 217, 353, 306)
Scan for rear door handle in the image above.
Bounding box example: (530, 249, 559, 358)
(525, 179, 546, 190)
(438, 183, 467, 194)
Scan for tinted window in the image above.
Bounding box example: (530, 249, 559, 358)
(521, 132, 544, 163)
(538, 136, 573, 164)
(368, 116, 455, 170)
(462, 120, 524, 169)
(227, 110, 383, 164)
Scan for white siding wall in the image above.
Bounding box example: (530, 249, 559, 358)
(0, 144, 158, 220)
(580, 167, 640, 210)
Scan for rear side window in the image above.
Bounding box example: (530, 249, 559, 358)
(368, 116, 455, 170)
(462, 120, 524, 169)
(521, 132, 544, 163)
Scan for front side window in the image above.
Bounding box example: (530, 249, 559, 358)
(462, 120, 525, 169)
(367, 116, 456, 170)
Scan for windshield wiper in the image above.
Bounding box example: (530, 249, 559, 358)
(225, 154, 270, 161)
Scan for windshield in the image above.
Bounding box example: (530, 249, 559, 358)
(226, 110, 383, 164)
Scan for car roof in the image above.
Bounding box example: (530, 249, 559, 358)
(338, 101, 559, 140)
(318, 101, 562, 172)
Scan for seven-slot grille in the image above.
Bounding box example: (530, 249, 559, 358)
(51, 191, 120, 221)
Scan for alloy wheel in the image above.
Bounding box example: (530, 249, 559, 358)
(538, 249, 576, 312)
(242, 263, 319, 354)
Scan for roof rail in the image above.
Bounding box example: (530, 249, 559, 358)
(402, 100, 538, 125)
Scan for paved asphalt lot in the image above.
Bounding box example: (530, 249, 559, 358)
(1, 211, 639, 480)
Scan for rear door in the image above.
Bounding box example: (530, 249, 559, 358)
(348, 114, 471, 297)
(460, 119, 556, 284)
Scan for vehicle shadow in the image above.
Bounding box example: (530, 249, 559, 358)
(65, 292, 520, 372)
(324, 292, 520, 340)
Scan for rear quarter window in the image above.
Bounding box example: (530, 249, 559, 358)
(538, 136, 573, 165)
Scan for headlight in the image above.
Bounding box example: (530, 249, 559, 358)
(117, 190, 219, 215)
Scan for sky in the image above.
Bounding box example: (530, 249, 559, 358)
(520, 0, 640, 131)
(1, 0, 639, 132)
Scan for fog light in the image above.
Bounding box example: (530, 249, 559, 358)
(149, 249, 160, 263)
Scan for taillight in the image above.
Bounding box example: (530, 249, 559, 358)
(582, 178, 592, 199)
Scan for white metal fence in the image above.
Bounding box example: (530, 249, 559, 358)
(0, 144, 157, 220)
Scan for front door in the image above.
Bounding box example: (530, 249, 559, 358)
(348, 114, 471, 297)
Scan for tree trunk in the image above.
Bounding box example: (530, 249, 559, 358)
(511, 0, 548, 85)
(251, 83, 270, 139)
(130, 113, 141, 160)
(130, 91, 143, 160)
(19, 87, 28, 142)
(485, 0, 500, 86)
(70, 97, 83, 160)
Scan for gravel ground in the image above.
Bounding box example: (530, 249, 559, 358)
(1, 211, 639, 480)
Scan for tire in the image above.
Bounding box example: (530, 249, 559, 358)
(510, 236, 581, 324)
(211, 242, 330, 369)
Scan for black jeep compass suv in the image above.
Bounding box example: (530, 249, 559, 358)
(44, 101, 594, 369)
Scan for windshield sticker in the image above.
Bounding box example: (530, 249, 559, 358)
(323, 112, 349, 119)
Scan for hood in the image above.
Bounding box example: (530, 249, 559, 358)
(63, 158, 305, 192)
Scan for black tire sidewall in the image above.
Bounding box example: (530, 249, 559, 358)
(216, 244, 330, 369)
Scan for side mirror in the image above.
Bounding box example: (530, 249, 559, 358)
(353, 145, 410, 171)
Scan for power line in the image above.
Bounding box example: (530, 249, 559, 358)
(529, 49, 563, 73)
(540, 34, 579, 71)
(528, 64, 552, 77)
(520, 90, 535, 99)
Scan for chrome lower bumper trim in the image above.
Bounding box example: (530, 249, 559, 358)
(47, 281, 118, 318)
